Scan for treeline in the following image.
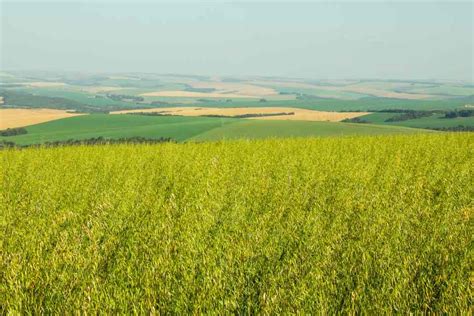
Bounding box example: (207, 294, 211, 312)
(0, 136, 174, 149)
(444, 109, 474, 118)
(384, 111, 433, 122)
(430, 125, 474, 132)
(106, 94, 144, 102)
(0, 127, 27, 136)
(127, 112, 173, 116)
(341, 117, 369, 123)
(127, 112, 295, 119)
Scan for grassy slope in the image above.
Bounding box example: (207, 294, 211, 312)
(1, 114, 428, 145)
(191, 119, 426, 141)
(2, 134, 472, 313)
(361, 112, 474, 128)
(0, 115, 238, 144)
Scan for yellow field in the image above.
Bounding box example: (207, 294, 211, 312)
(0, 108, 84, 129)
(25, 82, 67, 88)
(112, 107, 369, 122)
(140, 91, 258, 98)
(79, 86, 130, 94)
(189, 81, 278, 96)
(141, 81, 278, 99)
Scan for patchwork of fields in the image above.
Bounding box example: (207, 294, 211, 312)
(1, 72, 472, 144)
(2, 133, 472, 313)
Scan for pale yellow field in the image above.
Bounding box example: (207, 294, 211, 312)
(140, 91, 259, 98)
(26, 82, 67, 88)
(112, 107, 369, 122)
(0, 109, 84, 129)
(79, 86, 129, 94)
(189, 81, 278, 96)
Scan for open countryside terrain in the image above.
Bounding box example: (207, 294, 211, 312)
(1, 71, 472, 145)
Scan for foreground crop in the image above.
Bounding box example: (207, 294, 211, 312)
(1, 134, 472, 313)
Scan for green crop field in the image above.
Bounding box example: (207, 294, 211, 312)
(1, 133, 472, 313)
(0, 114, 427, 145)
(360, 113, 474, 129)
(0, 115, 238, 144)
(190, 119, 424, 141)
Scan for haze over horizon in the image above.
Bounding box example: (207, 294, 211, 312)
(1, 1, 473, 81)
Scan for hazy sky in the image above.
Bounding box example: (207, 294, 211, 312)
(1, 1, 473, 80)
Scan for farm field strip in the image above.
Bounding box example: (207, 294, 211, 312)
(112, 107, 370, 122)
(0, 108, 84, 129)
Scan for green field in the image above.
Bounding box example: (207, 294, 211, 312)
(361, 112, 474, 128)
(191, 119, 424, 141)
(0, 114, 428, 145)
(2, 133, 472, 313)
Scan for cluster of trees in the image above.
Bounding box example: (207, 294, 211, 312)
(444, 109, 474, 118)
(127, 112, 172, 116)
(0, 127, 28, 136)
(197, 99, 233, 103)
(341, 117, 369, 124)
(150, 100, 171, 106)
(201, 112, 295, 119)
(106, 94, 144, 102)
(384, 111, 433, 122)
(430, 125, 474, 132)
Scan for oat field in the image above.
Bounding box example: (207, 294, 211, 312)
(1, 133, 472, 313)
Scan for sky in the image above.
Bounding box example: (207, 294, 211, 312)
(1, 1, 473, 81)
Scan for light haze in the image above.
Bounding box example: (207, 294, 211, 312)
(1, 1, 473, 80)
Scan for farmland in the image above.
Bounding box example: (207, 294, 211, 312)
(360, 112, 474, 129)
(0, 114, 428, 145)
(1, 72, 473, 141)
(2, 133, 472, 313)
(0, 108, 83, 129)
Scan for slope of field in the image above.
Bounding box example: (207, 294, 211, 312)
(112, 107, 369, 122)
(2, 134, 472, 313)
(0, 108, 84, 129)
(0, 114, 426, 145)
(191, 119, 426, 141)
